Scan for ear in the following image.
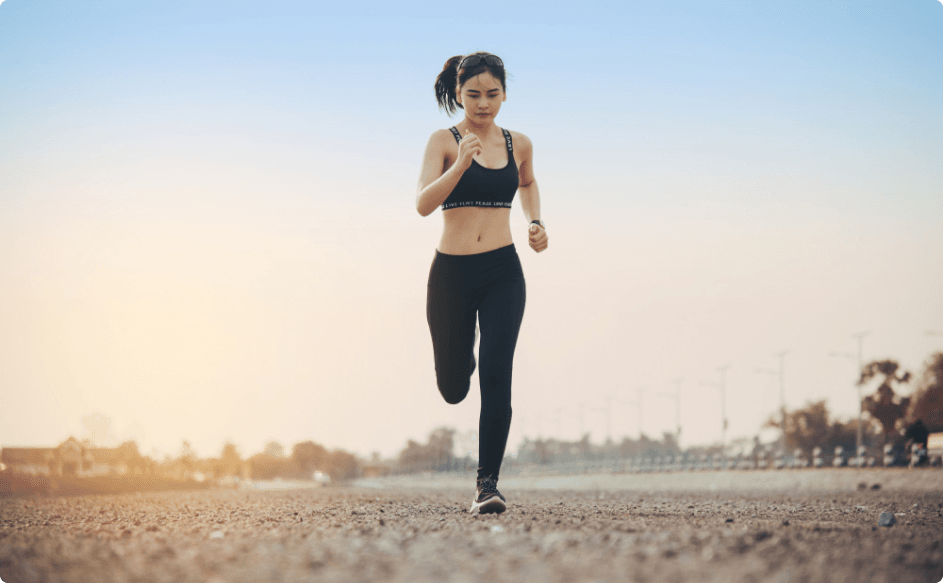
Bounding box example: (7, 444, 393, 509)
(455, 85, 462, 106)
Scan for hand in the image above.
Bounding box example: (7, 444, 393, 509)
(456, 129, 482, 171)
(528, 222, 548, 253)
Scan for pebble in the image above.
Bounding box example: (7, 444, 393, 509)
(877, 513, 895, 527)
(210, 530, 225, 539)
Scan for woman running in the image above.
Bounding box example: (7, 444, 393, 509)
(416, 52, 549, 514)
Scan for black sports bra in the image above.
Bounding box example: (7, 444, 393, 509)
(441, 126, 519, 211)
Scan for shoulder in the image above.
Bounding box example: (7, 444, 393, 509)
(507, 130, 533, 155)
(424, 128, 459, 156)
(428, 128, 458, 145)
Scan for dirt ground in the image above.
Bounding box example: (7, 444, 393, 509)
(2, 473, 942, 583)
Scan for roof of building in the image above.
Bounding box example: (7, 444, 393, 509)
(0, 447, 57, 464)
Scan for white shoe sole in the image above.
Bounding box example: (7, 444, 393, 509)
(469, 495, 506, 515)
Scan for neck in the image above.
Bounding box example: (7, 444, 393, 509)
(460, 115, 497, 135)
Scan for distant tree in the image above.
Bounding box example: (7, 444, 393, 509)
(248, 450, 292, 480)
(325, 450, 361, 481)
(118, 440, 147, 475)
(661, 431, 681, 453)
(179, 440, 198, 474)
(764, 400, 879, 458)
(218, 441, 242, 477)
(292, 441, 329, 478)
(396, 427, 457, 473)
(263, 441, 285, 458)
(426, 427, 455, 463)
(859, 360, 912, 437)
(906, 352, 943, 432)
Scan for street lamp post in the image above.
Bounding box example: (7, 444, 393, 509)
(635, 388, 645, 440)
(701, 365, 731, 455)
(659, 378, 683, 445)
(620, 388, 646, 440)
(593, 396, 615, 443)
(830, 330, 870, 461)
(756, 351, 788, 456)
(566, 402, 586, 439)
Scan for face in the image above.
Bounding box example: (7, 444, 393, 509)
(456, 71, 506, 121)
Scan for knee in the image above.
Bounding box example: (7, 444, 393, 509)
(438, 378, 470, 405)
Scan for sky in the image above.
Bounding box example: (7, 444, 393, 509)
(1, 0, 941, 462)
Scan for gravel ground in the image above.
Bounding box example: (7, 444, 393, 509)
(2, 473, 942, 583)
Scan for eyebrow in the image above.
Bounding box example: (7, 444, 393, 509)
(466, 88, 500, 93)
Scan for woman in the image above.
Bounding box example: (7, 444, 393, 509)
(416, 52, 548, 514)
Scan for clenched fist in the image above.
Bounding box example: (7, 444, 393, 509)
(528, 222, 548, 253)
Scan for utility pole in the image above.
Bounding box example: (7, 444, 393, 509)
(566, 402, 587, 440)
(701, 364, 731, 455)
(830, 330, 870, 460)
(604, 395, 614, 443)
(756, 351, 788, 455)
(635, 388, 645, 440)
(620, 389, 645, 440)
(852, 331, 869, 457)
(593, 396, 615, 443)
(659, 378, 683, 446)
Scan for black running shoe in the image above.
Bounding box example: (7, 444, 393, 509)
(469, 475, 506, 514)
(469, 322, 479, 377)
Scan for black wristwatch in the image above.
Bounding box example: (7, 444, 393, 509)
(530, 219, 545, 229)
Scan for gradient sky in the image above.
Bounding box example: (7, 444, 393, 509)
(2, 0, 941, 461)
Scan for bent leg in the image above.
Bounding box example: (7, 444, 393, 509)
(475, 272, 526, 480)
(426, 255, 478, 405)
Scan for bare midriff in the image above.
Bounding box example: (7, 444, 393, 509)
(437, 206, 513, 255)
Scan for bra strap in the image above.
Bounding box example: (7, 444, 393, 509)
(502, 128, 513, 153)
(448, 126, 462, 144)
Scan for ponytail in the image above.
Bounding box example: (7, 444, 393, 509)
(434, 55, 463, 116)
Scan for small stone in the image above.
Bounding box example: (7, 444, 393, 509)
(870, 484, 881, 490)
(210, 530, 225, 539)
(877, 513, 895, 527)
(857, 482, 868, 491)
(725, 518, 734, 523)
(782, 520, 790, 526)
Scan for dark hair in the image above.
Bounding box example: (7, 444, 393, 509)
(434, 52, 508, 116)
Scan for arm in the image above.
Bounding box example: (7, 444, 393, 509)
(517, 133, 540, 223)
(415, 130, 480, 217)
(515, 133, 548, 252)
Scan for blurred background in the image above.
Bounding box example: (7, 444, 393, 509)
(1, 0, 941, 479)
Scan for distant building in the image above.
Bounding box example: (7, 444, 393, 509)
(0, 437, 142, 477)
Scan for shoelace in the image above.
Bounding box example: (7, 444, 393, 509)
(478, 477, 499, 494)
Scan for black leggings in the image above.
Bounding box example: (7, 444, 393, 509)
(426, 243, 526, 482)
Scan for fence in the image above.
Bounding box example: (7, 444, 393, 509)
(499, 432, 943, 476)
